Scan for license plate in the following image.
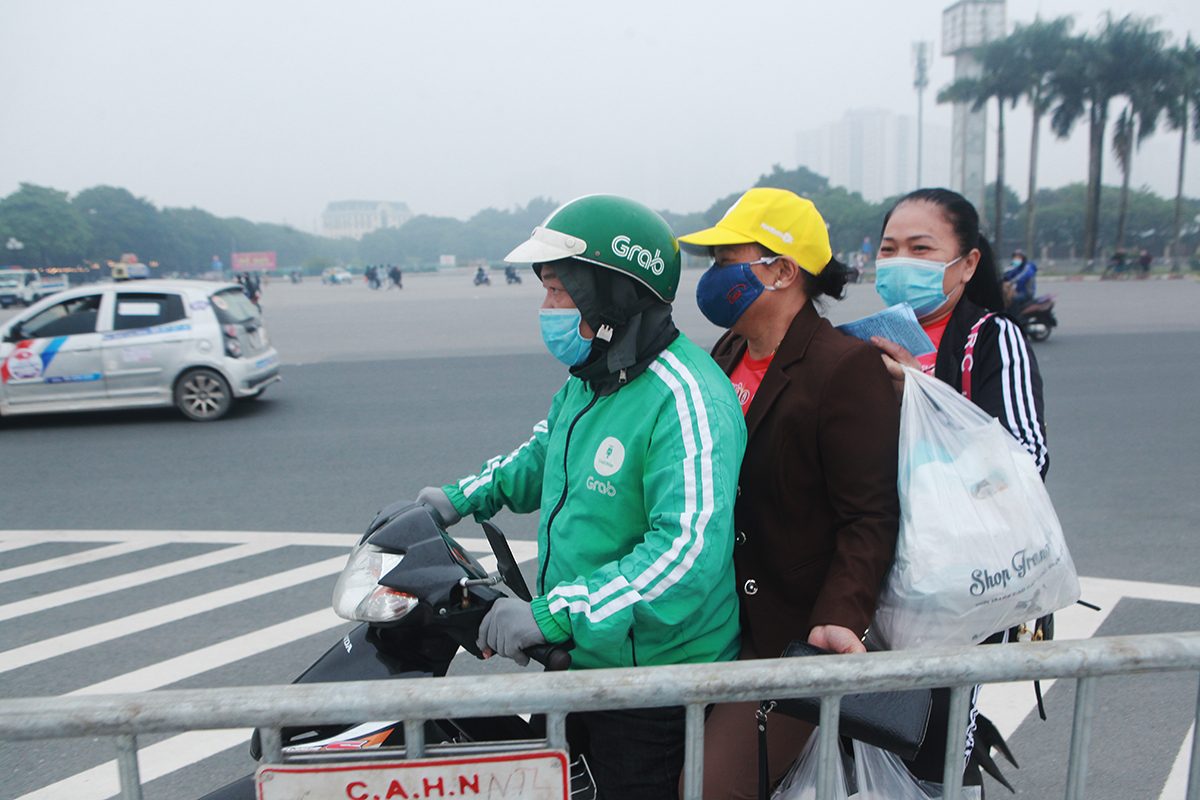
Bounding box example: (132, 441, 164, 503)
(256, 750, 569, 800)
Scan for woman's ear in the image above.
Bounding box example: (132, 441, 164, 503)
(959, 248, 981, 284)
(774, 256, 802, 289)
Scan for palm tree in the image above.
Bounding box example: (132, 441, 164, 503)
(1112, 33, 1171, 252)
(1005, 17, 1075, 256)
(940, 35, 1026, 250)
(1050, 15, 1166, 265)
(1163, 38, 1200, 269)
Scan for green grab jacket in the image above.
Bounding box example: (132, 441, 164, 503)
(444, 334, 745, 670)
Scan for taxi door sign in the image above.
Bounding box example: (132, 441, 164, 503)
(256, 750, 568, 800)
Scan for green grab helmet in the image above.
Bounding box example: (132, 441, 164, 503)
(503, 194, 681, 302)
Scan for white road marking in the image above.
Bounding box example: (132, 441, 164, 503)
(13, 728, 252, 800)
(0, 528, 362, 546)
(1160, 723, 1195, 800)
(0, 530, 544, 799)
(0, 556, 346, 675)
(0, 541, 281, 622)
(0, 539, 166, 584)
(70, 608, 350, 695)
(976, 576, 1200, 800)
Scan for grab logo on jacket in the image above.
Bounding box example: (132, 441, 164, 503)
(593, 436, 626, 476)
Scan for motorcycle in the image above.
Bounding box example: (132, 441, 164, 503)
(199, 501, 590, 800)
(505, 269, 522, 285)
(473, 271, 492, 286)
(1012, 294, 1058, 342)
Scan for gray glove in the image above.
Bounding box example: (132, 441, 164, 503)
(476, 598, 546, 667)
(416, 486, 462, 527)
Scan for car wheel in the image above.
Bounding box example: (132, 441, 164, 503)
(175, 368, 233, 421)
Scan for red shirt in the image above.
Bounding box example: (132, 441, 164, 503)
(918, 315, 951, 374)
(729, 350, 774, 415)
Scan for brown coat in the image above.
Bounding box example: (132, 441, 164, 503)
(712, 301, 900, 660)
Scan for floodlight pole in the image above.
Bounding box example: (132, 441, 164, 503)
(912, 41, 932, 189)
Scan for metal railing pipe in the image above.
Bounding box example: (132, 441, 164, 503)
(815, 694, 843, 800)
(1063, 676, 1097, 800)
(683, 703, 705, 800)
(259, 726, 283, 764)
(403, 719, 425, 759)
(115, 733, 143, 800)
(1188, 675, 1200, 800)
(941, 685, 972, 797)
(1, 633, 1198, 744)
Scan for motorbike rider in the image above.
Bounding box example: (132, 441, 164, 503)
(1003, 249, 1037, 311)
(474, 266, 490, 285)
(417, 194, 746, 800)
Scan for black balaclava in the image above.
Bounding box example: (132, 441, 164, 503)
(538, 258, 678, 396)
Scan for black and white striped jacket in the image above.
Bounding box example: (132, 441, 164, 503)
(933, 298, 1050, 477)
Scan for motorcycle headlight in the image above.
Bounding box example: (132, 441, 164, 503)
(332, 543, 418, 623)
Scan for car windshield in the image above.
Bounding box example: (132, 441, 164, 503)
(0, 278, 19, 288)
(210, 287, 258, 324)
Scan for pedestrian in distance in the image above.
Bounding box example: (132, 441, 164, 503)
(416, 195, 746, 800)
(678, 187, 901, 799)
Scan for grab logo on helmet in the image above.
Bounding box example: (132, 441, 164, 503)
(611, 236, 666, 276)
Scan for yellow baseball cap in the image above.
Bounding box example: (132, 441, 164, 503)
(678, 187, 832, 275)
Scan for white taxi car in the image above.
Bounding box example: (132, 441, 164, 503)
(0, 279, 281, 421)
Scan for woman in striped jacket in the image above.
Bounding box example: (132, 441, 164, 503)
(869, 187, 1049, 791)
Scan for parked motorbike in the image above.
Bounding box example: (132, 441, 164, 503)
(199, 501, 589, 800)
(1012, 294, 1058, 342)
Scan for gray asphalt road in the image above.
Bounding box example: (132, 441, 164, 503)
(1, 274, 1198, 799)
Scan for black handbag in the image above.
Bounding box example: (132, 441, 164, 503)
(769, 640, 932, 761)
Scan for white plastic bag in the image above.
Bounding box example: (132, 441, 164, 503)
(853, 740, 981, 800)
(772, 735, 850, 800)
(872, 366, 1080, 650)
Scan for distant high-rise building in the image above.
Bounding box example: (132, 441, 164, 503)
(796, 109, 950, 203)
(322, 201, 412, 240)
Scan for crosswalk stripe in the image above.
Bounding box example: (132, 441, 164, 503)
(0, 539, 167, 584)
(70, 608, 350, 696)
(13, 728, 251, 800)
(0, 556, 346, 675)
(0, 531, 540, 798)
(0, 529, 362, 546)
(0, 541, 282, 623)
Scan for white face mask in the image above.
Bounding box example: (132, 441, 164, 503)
(874, 256, 962, 318)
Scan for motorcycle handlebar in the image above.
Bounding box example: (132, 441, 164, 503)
(524, 641, 574, 671)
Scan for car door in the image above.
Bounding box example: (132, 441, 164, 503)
(101, 291, 190, 402)
(0, 293, 108, 409)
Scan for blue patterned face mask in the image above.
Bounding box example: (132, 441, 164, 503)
(695, 257, 780, 328)
(874, 256, 962, 317)
(539, 308, 593, 366)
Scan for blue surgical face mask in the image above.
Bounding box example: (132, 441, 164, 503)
(539, 308, 593, 366)
(695, 257, 779, 328)
(874, 255, 962, 318)
(1011, 257, 1023, 267)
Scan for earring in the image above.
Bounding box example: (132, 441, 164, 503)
(773, 280, 783, 288)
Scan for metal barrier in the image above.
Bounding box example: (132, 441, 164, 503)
(2, 631, 1200, 800)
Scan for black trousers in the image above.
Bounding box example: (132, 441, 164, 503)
(567, 706, 687, 800)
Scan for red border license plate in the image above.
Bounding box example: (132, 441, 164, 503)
(256, 750, 569, 800)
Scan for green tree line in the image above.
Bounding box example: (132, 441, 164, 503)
(0, 166, 1196, 279)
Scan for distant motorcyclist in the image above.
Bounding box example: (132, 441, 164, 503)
(1004, 249, 1037, 311)
(474, 266, 490, 285)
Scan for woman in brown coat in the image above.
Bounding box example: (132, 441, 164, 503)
(679, 188, 901, 798)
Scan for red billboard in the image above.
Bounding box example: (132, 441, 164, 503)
(232, 251, 277, 272)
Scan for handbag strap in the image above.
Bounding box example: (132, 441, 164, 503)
(960, 313, 995, 401)
(757, 700, 776, 800)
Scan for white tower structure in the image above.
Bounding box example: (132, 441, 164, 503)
(942, 0, 1005, 217)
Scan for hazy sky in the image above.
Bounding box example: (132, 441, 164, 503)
(4, 0, 1199, 232)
